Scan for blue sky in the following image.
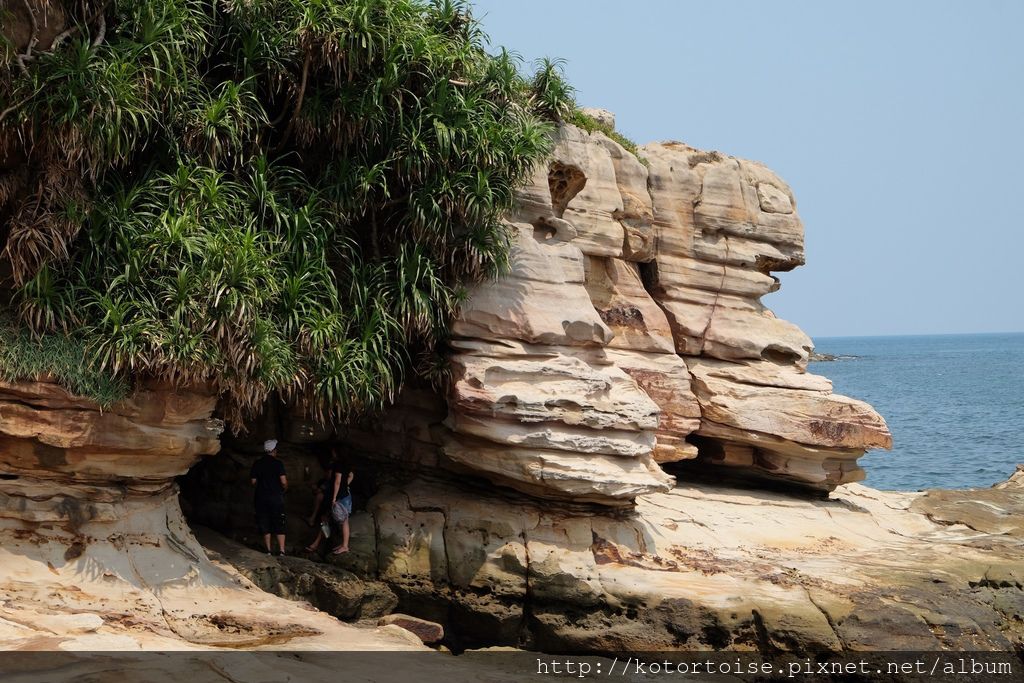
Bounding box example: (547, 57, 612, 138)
(470, 0, 1024, 337)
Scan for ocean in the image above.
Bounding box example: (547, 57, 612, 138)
(810, 332, 1024, 491)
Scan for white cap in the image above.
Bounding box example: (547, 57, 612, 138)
(264, 439, 278, 452)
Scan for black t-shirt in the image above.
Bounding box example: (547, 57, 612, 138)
(321, 463, 351, 500)
(250, 455, 286, 502)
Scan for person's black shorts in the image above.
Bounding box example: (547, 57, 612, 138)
(316, 493, 333, 522)
(255, 497, 286, 535)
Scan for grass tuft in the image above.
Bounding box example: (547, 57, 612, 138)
(0, 315, 130, 406)
(568, 109, 648, 166)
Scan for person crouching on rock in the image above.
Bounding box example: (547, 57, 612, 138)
(303, 448, 354, 555)
(251, 439, 288, 556)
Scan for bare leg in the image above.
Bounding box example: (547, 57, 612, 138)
(262, 533, 271, 553)
(306, 528, 325, 552)
(332, 520, 350, 554)
(276, 534, 286, 554)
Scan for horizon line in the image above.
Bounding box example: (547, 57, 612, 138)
(812, 329, 1024, 340)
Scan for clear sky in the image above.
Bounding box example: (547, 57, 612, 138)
(470, 0, 1024, 338)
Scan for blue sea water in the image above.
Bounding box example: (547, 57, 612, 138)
(810, 333, 1024, 491)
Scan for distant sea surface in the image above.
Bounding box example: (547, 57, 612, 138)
(810, 332, 1024, 491)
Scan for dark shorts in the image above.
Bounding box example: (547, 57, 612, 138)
(316, 493, 333, 521)
(255, 497, 286, 535)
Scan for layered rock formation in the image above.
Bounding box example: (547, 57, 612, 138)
(445, 221, 673, 504)
(0, 379, 220, 487)
(437, 121, 891, 502)
(3, 114, 1019, 662)
(0, 380, 418, 651)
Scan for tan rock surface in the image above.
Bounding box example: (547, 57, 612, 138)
(445, 219, 674, 503)
(378, 614, 445, 645)
(605, 349, 700, 463)
(596, 133, 656, 261)
(0, 489, 422, 652)
(444, 123, 891, 493)
(453, 223, 610, 347)
(0, 379, 221, 481)
(328, 476, 1024, 652)
(584, 256, 674, 354)
(641, 141, 809, 364)
(685, 357, 893, 487)
(546, 125, 625, 257)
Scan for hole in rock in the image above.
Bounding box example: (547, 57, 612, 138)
(547, 161, 586, 218)
(638, 260, 661, 296)
(665, 436, 828, 499)
(760, 345, 802, 364)
(532, 221, 556, 242)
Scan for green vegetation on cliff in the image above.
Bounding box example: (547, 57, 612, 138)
(568, 109, 645, 164)
(0, 315, 129, 405)
(0, 0, 574, 423)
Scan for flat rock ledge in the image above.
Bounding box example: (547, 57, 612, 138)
(305, 475, 1023, 653)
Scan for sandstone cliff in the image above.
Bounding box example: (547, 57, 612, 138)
(350, 120, 892, 505)
(2, 117, 1021, 661)
(0, 379, 425, 651)
(178, 119, 1020, 655)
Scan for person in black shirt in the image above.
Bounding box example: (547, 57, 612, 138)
(250, 439, 288, 555)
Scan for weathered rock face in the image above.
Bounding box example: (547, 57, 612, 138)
(640, 141, 891, 488)
(0, 379, 427, 652)
(444, 221, 674, 505)
(0, 379, 223, 532)
(196, 528, 399, 622)
(0, 483, 419, 651)
(439, 124, 891, 500)
(0, 379, 221, 484)
(181, 434, 1024, 655)
(6, 114, 993, 661)
(323, 475, 1024, 653)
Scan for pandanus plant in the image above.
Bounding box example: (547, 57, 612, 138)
(0, 0, 576, 427)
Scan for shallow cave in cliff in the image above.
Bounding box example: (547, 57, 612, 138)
(667, 435, 833, 498)
(178, 419, 383, 550)
(175, 396, 534, 652)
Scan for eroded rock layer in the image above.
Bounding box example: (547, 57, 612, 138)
(440, 123, 891, 501)
(0, 380, 427, 652)
(6, 116, 995, 661)
(444, 219, 674, 504)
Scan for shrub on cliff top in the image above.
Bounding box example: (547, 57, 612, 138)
(568, 108, 646, 165)
(0, 0, 573, 425)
